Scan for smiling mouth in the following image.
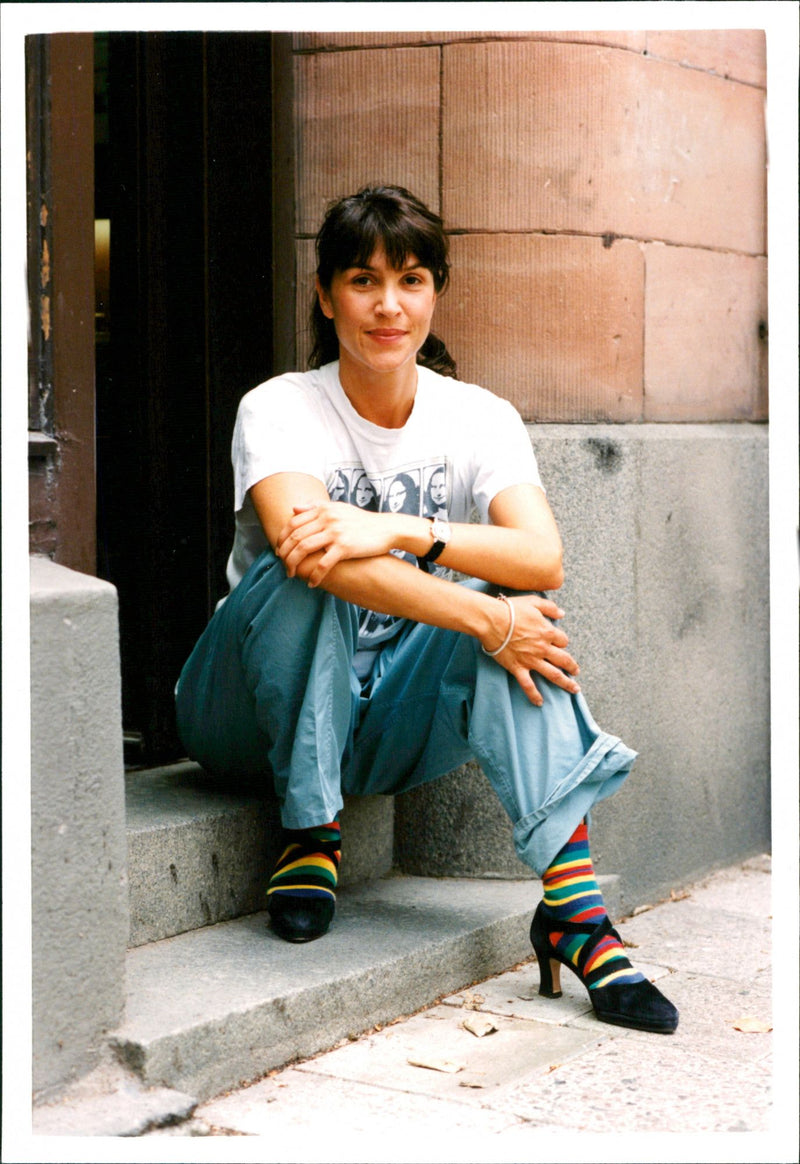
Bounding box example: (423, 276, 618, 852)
(368, 329, 407, 338)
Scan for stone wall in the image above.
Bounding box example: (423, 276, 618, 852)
(292, 29, 767, 424)
(30, 557, 129, 1097)
(395, 424, 771, 904)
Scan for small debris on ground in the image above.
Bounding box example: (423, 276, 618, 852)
(407, 1056, 465, 1074)
(461, 1014, 498, 1038)
(732, 1015, 772, 1033)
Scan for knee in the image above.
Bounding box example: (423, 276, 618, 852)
(239, 560, 359, 658)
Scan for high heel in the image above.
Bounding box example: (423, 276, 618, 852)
(530, 901, 679, 1034)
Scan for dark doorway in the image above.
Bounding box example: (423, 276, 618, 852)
(95, 33, 275, 765)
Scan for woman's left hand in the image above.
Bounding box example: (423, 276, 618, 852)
(276, 502, 397, 586)
(483, 594, 581, 706)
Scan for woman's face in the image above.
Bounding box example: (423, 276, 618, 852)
(330, 472, 348, 501)
(355, 475, 376, 507)
(387, 479, 407, 512)
(317, 247, 437, 382)
(429, 469, 446, 507)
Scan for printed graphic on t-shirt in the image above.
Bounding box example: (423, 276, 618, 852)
(422, 463, 448, 519)
(326, 459, 450, 647)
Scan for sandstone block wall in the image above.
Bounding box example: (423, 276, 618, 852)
(292, 28, 767, 422)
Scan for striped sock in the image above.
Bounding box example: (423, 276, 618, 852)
(542, 821, 644, 990)
(267, 822, 340, 906)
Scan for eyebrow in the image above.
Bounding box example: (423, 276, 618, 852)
(350, 259, 424, 273)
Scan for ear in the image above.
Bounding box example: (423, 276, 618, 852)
(315, 276, 335, 320)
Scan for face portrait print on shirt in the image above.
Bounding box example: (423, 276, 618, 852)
(423, 463, 449, 519)
(383, 470, 421, 516)
(330, 469, 350, 502)
(350, 461, 449, 646)
(350, 470, 380, 512)
(324, 461, 449, 647)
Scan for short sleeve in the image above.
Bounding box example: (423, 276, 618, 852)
(232, 376, 329, 511)
(470, 396, 543, 523)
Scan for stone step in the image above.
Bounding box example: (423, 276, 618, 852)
(125, 763, 395, 947)
(110, 875, 550, 1102)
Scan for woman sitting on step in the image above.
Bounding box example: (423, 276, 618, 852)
(175, 185, 678, 1035)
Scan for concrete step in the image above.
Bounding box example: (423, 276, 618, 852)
(110, 875, 542, 1101)
(125, 763, 395, 947)
(111, 873, 622, 1103)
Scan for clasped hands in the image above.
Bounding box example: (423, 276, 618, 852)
(276, 501, 581, 706)
(276, 501, 398, 585)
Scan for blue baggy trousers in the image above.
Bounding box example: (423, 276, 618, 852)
(175, 549, 636, 876)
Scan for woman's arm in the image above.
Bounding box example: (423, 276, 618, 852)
(250, 471, 509, 639)
(249, 472, 579, 706)
(272, 480, 563, 593)
(441, 483, 564, 591)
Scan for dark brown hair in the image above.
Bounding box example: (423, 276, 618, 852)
(308, 185, 457, 377)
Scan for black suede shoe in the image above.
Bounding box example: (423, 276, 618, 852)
(266, 826, 340, 943)
(268, 894, 335, 943)
(530, 900, 678, 1033)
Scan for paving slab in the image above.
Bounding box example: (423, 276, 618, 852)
(636, 970, 772, 1058)
(445, 960, 593, 1025)
(492, 1032, 772, 1133)
(680, 858, 773, 918)
(612, 897, 771, 982)
(294, 1004, 602, 1100)
(193, 1067, 525, 1140)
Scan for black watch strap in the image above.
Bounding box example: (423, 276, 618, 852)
(420, 538, 447, 564)
(419, 517, 448, 570)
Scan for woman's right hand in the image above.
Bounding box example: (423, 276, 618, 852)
(276, 501, 402, 586)
(482, 595, 581, 707)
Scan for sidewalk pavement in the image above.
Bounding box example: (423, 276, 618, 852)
(136, 853, 794, 1162)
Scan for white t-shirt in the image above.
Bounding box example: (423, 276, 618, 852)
(226, 361, 542, 665)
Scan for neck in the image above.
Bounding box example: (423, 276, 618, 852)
(337, 355, 419, 429)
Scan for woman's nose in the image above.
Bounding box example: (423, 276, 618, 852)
(376, 282, 401, 314)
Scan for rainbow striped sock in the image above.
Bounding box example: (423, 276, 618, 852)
(267, 822, 340, 907)
(542, 821, 644, 991)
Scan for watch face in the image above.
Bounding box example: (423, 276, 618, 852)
(431, 518, 451, 543)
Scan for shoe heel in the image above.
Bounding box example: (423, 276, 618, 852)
(530, 903, 563, 999)
(536, 949, 563, 999)
(531, 933, 563, 998)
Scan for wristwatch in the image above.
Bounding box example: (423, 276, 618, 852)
(419, 517, 451, 568)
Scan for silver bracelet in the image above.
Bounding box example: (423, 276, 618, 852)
(482, 594, 515, 657)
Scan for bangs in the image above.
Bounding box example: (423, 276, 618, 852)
(337, 212, 432, 274)
(316, 187, 449, 292)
